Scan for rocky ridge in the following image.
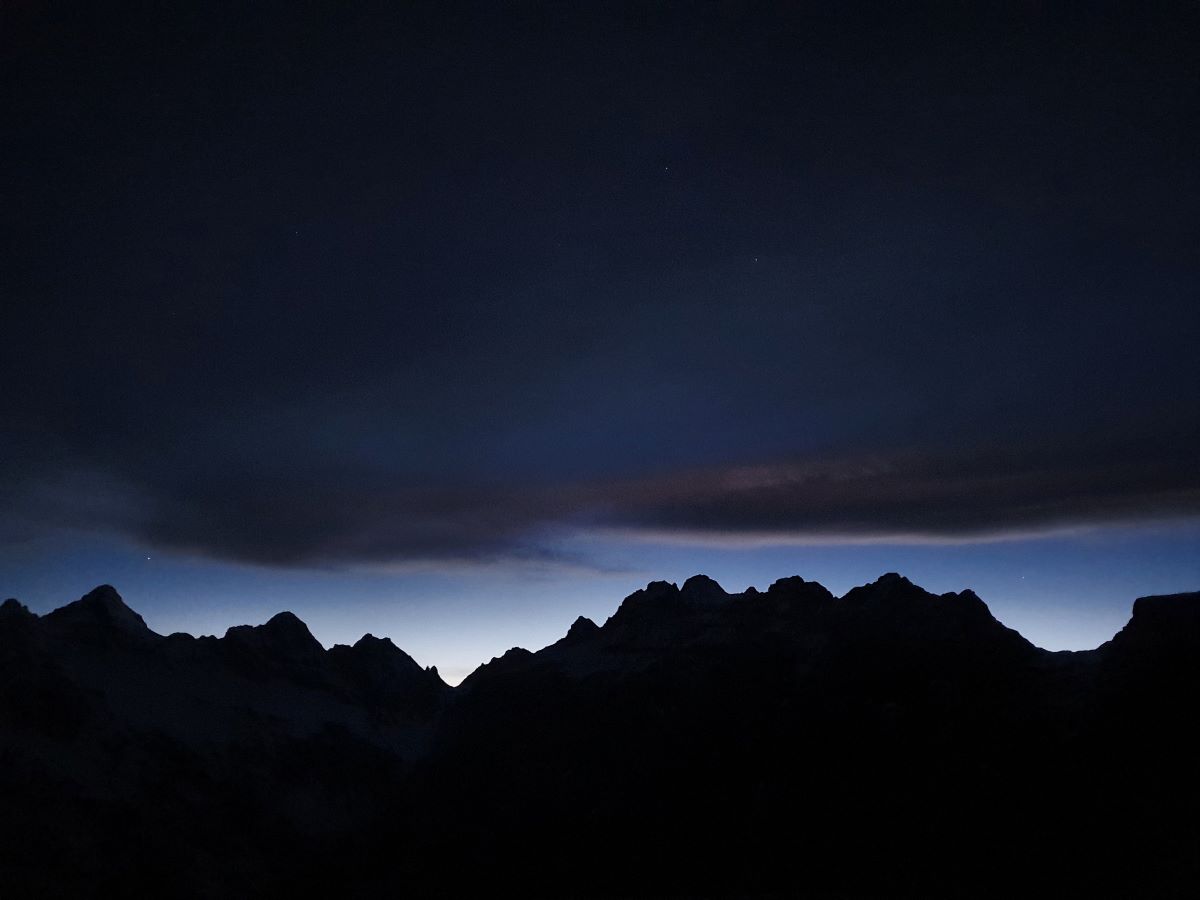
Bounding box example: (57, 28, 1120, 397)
(2, 574, 1198, 898)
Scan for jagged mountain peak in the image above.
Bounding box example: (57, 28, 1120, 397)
(459, 646, 535, 689)
(4, 575, 1200, 897)
(223, 610, 324, 661)
(43, 584, 154, 640)
(767, 575, 807, 592)
(341, 632, 426, 675)
(842, 572, 920, 598)
(845, 573, 993, 616)
(841, 572, 939, 604)
(353, 632, 396, 649)
(643, 579, 681, 598)
(225, 609, 313, 637)
(328, 631, 446, 701)
(1, 598, 36, 621)
(497, 646, 534, 663)
(680, 574, 729, 603)
(551, 615, 601, 650)
(835, 573, 1033, 655)
(604, 579, 682, 626)
(765, 576, 835, 605)
(566, 615, 599, 638)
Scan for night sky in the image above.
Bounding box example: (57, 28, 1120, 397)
(4, 3, 1198, 682)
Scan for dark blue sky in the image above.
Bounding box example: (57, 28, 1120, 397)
(3, 3, 1198, 679)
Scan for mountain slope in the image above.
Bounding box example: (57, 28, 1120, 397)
(2, 576, 1198, 898)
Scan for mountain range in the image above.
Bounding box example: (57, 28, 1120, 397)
(2, 574, 1198, 898)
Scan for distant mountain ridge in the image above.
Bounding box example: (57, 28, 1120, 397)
(4, 573, 1182, 682)
(3, 574, 1199, 898)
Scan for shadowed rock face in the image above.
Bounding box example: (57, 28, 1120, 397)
(1, 597, 38, 623)
(224, 611, 325, 660)
(2, 576, 1199, 899)
(42, 583, 155, 642)
(1108, 591, 1200, 653)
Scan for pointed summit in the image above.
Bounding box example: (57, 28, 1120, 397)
(43, 585, 155, 641)
(353, 632, 393, 649)
(554, 615, 601, 648)
(566, 615, 599, 640)
(459, 646, 535, 690)
(327, 632, 447, 712)
(1, 598, 36, 622)
(262, 611, 321, 645)
(342, 632, 427, 680)
(839, 574, 1031, 654)
(840, 572, 925, 607)
(223, 611, 324, 663)
(605, 580, 681, 628)
(680, 574, 728, 605)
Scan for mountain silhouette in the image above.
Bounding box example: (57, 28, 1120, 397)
(42, 583, 155, 643)
(2, 575, 1199, 898)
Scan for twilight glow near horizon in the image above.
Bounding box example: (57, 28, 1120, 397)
(3, 4, 1198, 683)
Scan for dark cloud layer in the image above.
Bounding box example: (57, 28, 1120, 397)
(608, 441, 1200, 544)
(13, 435, 1191, 568)
(3, 3, 1199, 569)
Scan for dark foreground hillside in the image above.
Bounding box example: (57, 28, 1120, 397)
(2, 574, 1198, 898)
